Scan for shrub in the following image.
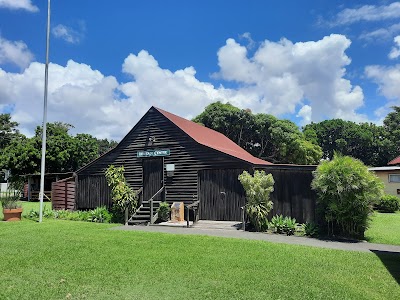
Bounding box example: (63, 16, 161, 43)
(157, 202, 170, 222)
(311, 154, 384, 238)
(238, 170, 274, 232)
(270, 215, 298, 235)
(376, 195, 400, 213)
(27, 207, 112, 223)
(105, 165, 137, 223)
(88, 206, 112, 223)
(303, 222, 319, 237)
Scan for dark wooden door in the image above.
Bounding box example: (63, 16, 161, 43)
(198, 169, 246, 221)
(143, 158, 164, 201)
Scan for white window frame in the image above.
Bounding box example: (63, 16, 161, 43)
(388, 174, 400, 183)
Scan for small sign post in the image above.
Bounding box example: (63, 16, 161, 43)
(137, 149, 170, 158)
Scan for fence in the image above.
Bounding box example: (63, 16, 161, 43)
(51, 177, 76, 210)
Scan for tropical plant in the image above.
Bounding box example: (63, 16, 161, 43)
(283, 216, 298, 236)
(105, 165, 137, 222)
(269, 215, 298, 235)
(376, 195, 400, 213)
(270, 214, 285, 233)
(238, 170, 274, 231)
(311, 154, 384, 238)
(157, 202, 170, 222)
(88, 206, 112, 223)
(303, 222, 319, 237)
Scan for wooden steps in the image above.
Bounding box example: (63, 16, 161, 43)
(128, 201, 161, 225)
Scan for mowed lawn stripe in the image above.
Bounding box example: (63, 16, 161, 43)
(0, 220, 399, 300)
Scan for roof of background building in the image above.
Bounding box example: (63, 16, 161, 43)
(369, 166, 400, 171)
(388, 155, 400, 166)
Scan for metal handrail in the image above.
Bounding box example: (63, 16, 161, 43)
(186, 200, 200, 228)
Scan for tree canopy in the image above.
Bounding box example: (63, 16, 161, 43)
(0, 117, 117, 182)
(304, 118, 395, 166)
(193, 102, 322, 164)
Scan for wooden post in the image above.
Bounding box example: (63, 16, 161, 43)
(27, 176, 31, 202)
(241, 206, 245, 231)
(186, 206, 189, 228)
(150, 199, 153, 224)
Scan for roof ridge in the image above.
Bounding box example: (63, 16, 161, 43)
(154, 106, 272, 166)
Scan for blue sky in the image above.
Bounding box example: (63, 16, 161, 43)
(1, 0, 400, 140)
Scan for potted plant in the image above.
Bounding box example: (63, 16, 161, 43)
(1, 192, 23, 221)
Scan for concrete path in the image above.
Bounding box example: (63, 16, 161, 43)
(110, 221, 400, 254)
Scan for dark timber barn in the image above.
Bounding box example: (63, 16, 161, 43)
(71, 106, 317, 223)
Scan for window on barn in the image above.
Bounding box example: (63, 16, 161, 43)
(388, 174, 400, 183)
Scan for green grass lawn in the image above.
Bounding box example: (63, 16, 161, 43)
(365, 211, 400, 246)
(0, 219, 399, 300)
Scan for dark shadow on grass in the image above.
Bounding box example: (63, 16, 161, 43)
(315, 235, 364, 244)
(371, 250, 400, 285)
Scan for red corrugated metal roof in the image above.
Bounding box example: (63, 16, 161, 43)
(155, 107, 272, 166)
(388, 155, 400, 165)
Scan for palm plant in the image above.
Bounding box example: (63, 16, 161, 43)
(238, 170, 274, 231)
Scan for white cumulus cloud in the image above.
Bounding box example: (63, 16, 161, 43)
(332, 2, 400, 26)
(0, 35, 34, 69)
(52, 24, 85, 44)
(0, 34, 370, 140)
(0, 0, 38, 12)
(389, 35, 400, 59)
(359, 23, 400, 42)
(365, 64, 400, 102)
(215, 34, 366, 123)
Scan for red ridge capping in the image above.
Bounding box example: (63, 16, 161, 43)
(388, 155, 400, 165)
(155, 107, 272, 166)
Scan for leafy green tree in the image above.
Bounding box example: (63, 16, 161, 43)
(0, 121, 113, 180)
(304, 120, 393, 166)
(97, 138, 118, 156)
(32, 122, 75, 173)
(238, 170, 274, 231)
(69, 134, 99, 171)
(193, 102, 255, 151)
(383, 106, 400, 157)
(0, 135, 40, 181)
(194, 102, 322, 164)
(0, 114, 19, 149)
(311, 154, 384, 238)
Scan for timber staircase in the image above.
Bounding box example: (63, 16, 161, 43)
(127, 186, 164, 225)
(128, 200, 161, 225)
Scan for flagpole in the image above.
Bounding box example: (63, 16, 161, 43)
(39, 0, 51, 223)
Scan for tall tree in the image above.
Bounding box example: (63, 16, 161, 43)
(304, 119, 393, 166)
(193, 102, 322, 164)
(0, 122, 112, 181)
(0, 113, 19, 149)
(383, 106, 400, 159)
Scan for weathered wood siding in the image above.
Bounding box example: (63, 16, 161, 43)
(198, 169, 248, 221)
(76, 175, 112, 210)
(52, 177, 76, 210)
(76, 108, 251, 209)
(261, 165, 317, 223)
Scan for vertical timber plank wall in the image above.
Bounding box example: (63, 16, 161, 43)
(261, 166, 317, 223)
(76, 108, 251, 209)
(198, 169, 248, 221)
